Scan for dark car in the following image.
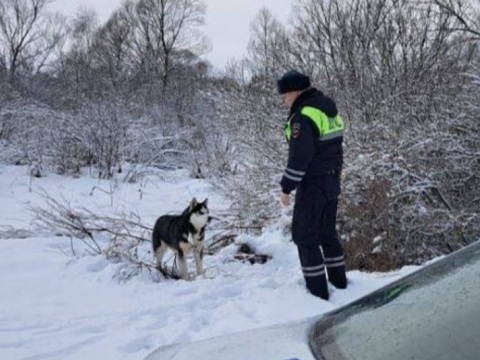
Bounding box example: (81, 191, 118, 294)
(310, 239, 480, 360)
(145, 240, 480, 360)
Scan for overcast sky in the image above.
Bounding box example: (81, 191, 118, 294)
(49, 0, 294, 69)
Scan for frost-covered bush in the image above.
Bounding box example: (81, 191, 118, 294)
(0, 101, 60, 167)
(340, 105, 480, 270)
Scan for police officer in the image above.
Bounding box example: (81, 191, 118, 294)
(278, 70, 347, 300)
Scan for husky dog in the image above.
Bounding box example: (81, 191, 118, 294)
(152, 198, 209, 280)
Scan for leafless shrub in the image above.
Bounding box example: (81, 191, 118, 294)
(340, 112, 479, 269)
(0, 226, 34, 240)
(341, 177, 400, 272)
(0, 101, 62, 167)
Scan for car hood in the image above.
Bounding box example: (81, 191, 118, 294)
(144, 318, 318, 360)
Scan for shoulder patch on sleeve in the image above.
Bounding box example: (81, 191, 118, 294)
(292, 122, 301, 138)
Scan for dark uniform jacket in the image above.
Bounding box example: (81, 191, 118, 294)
(280, 88, 343, 196)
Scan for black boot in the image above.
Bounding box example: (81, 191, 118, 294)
(304, 271, 329, 300)
(326, 264, 347, 289)
(296, 245, 329, 300)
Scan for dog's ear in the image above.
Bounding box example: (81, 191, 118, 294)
(190, 197, 198, 209)
(203, 198, 208, 206)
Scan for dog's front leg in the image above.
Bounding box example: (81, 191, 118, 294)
(193, 245, 204, 277)
(176, 253, 190, 280)
(178, 242, 193, 280)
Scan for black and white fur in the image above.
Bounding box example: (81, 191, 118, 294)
(152, 198, 209, 280)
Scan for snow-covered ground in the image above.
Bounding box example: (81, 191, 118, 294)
(0, 165, 420, 360)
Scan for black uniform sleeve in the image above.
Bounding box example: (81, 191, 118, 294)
(280, 114, 316, 194)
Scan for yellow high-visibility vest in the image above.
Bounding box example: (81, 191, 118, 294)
(285, 106, 344, 142)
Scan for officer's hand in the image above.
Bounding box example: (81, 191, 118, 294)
(280, 192, 290, 207)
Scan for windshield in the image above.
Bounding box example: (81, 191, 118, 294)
(310, 242, 480, 360)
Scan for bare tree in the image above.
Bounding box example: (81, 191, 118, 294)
(55, 7, 100, 101)
(433, 0, 480, 37)
(92, 10, 132, 92)
(289, 0, 472, 127)
(247, 7, 290, 83)
(0, 0, 64, 83)
(122, 0, 207, 90)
